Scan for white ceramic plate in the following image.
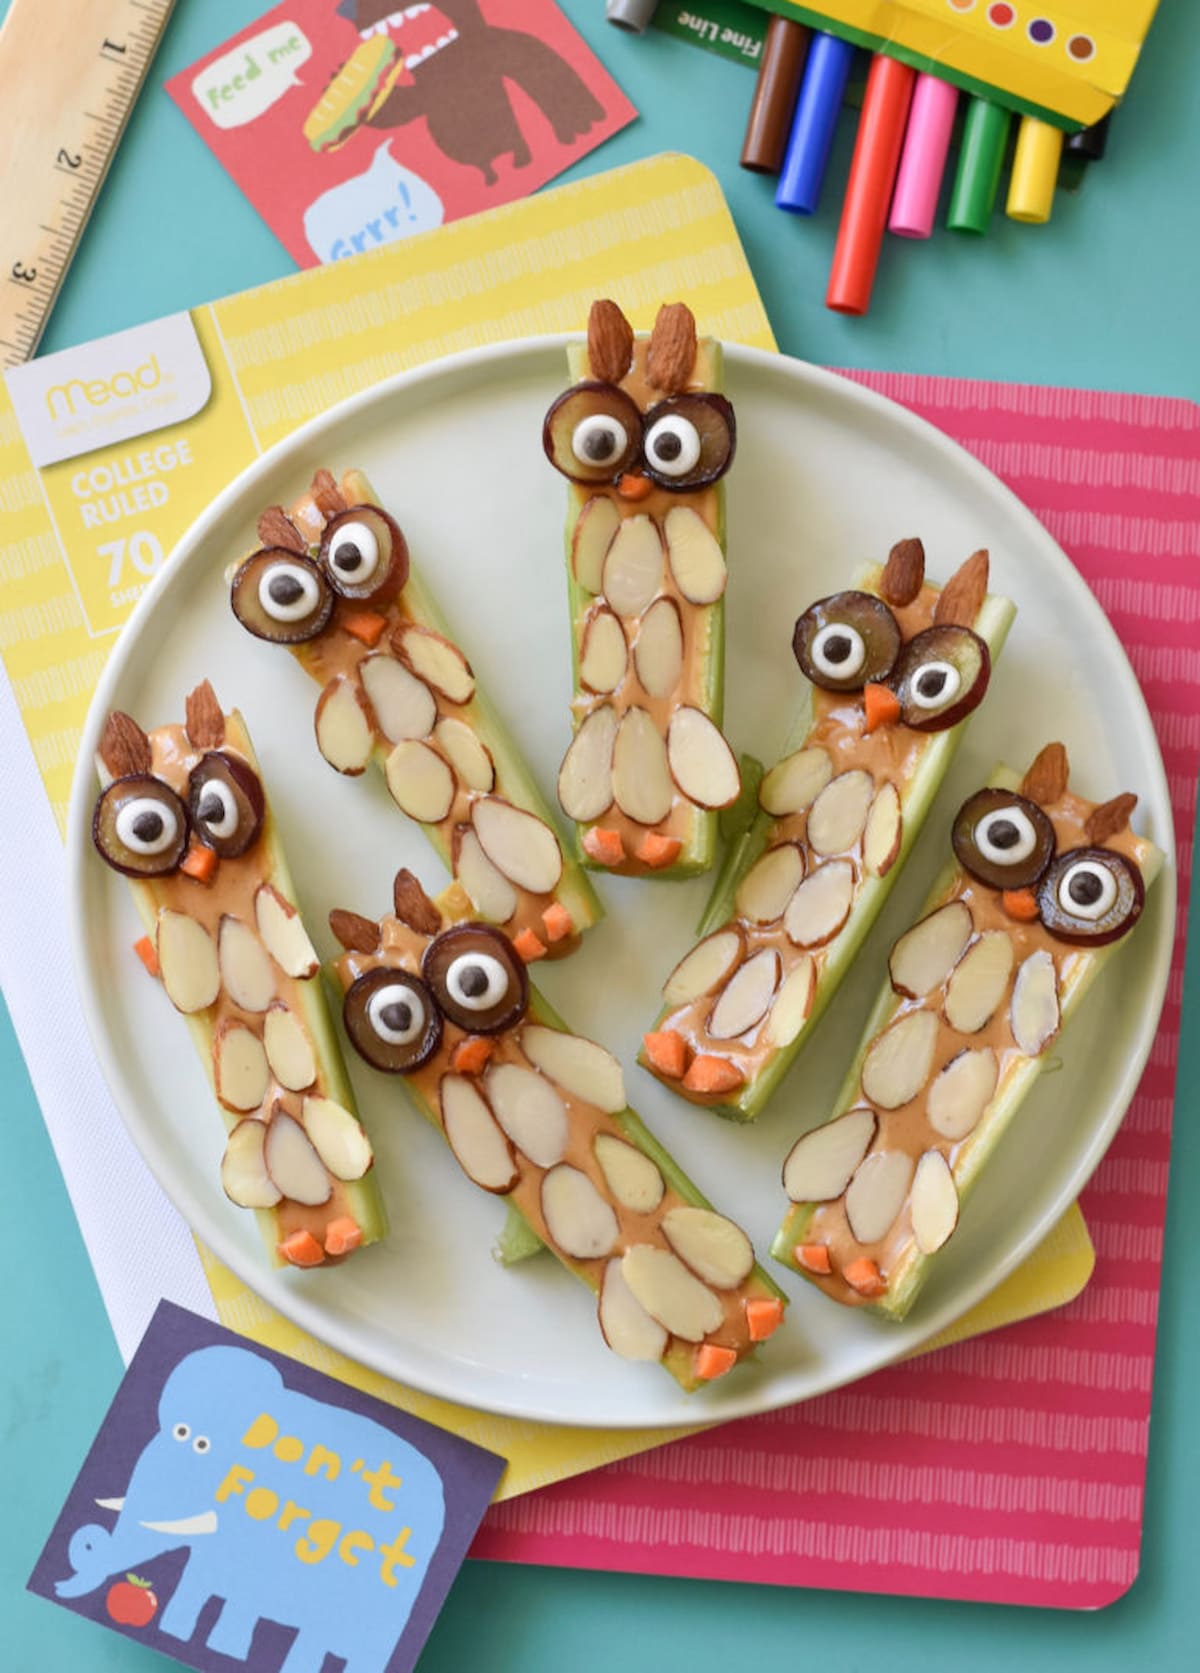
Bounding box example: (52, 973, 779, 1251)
(67, 339, 1176, 1428)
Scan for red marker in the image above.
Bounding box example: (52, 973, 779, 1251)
(826, 54, 916, 316)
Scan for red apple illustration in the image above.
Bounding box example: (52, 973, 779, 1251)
(105, 1573, 158, 1628)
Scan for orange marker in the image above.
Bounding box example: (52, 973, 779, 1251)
(827, 54, 917, 316)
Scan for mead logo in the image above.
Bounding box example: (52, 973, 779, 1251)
(6, 313, 212, 468)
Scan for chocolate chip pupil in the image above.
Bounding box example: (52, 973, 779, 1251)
(333, 541, 362, 572)
(460, 965, 490, 998)
(132, 810, 163, 842)
(198, 792, 224, 825)
(1069, 870, 1104, 906)
(823, 633, 853, 664)
(583, 427, 616, 461)
(917, 668, 948, 698)
(988, 819, 1020, 850)
(268, 573, 305, 606)
(654, 431, 683, 461)
(380, 1000, 413, 1033)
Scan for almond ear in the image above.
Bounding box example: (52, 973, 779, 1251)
(185, 681, 225, 750)
(588, 299, 634, 384)
(934, 549, 989, 627)
(257, 506, 307, 554)
(646, 302, 698, 394)
(99, 711, 152, 778)
(1021, 742, 1070, 806)
(310, 468, 347, 520)
(392, 869, 443, 937)
(879, 537, 925, 606)
(329, 909, 381, 954)
(1086, 791, 1137, 845)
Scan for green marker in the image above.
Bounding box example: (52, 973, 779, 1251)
(947, 98, 1011, 235)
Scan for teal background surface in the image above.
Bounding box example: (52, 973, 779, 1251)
(1, 0, 1197, 1667)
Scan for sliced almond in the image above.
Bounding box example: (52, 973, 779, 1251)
(255, 884, 318, 980)
(263, 1005, 317, 1092)
(708, 948, 779, 1040)
(735, 843, 804, 924)
(156, 910, 220, 1014)
(484, 1063, 568, 1167)
(520, 1024, 626, 1113)
(910, 1150, 960, 1253)
(359, 654, 436, 744)
(889, 900, 974, 999)
(472, 797, 564, 895)
(439, 1074, 517, 1194)
(759, 746, 833, 818)
(665, 506, 727, 603)
(863, 781, 902, 877)
(667, 707, 740, 810)
(453, 826, 518, 923)
(782, 1106, 877, 1203)
(807, 769, 875, 857)
(263, 1110, 331, 1206)
(393, 623, 475, 704)
(572, 494, 620, 593)
(218, 916, 275, 1013)
(302, 1095, 372, 1181)
(579, 608, 628, 694)
(557, 704, 617, 823)
(845, 1149, 914, 1244)
(541, 1164, 619, 1259)
(384, 739, 456, 825)
(633, 597, 684, 698)
(662, 927, 745, 1005)
(314, 677, 374, 775)
(214, 1021, 270, 1112)
(621, 1245, 724, 1342)
(662, 1205, 754, 1290)
(221, 1120, 282, 1209)
(927, 1047, 997, 1141)
(433, 717, 494, 793)
(594, 1133, 664, 1214)
(1011, 949, 1060, 1058)
(611, 707, 674, 824)
(861, 1009, 939, 1109)
(783, 860, 855, 948)
(601, 515, 664, 618)
(599, 1258, 668, 1361)
(765, 954, 816, 1048)
(944, 932, 1014, 1033)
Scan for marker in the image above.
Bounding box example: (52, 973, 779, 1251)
(946, 98, 1011, 235)
(889, 73, 958, 238)
(741, 17, 811, 175)
(1066, 113, 1111, 162)
(826, 53, 916, 315)
(775, 32, 855, 215)
(1006, 115, 1064, 224)
(605, 0, 659, 32)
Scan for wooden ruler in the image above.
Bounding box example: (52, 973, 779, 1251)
(0, 0, 176, 369)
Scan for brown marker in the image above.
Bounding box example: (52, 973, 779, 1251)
(741, 17, 811, 175)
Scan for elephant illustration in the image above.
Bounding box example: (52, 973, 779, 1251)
(56, 1345, 445, 1673)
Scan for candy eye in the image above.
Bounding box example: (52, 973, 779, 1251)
(909, 661, 960, 709)
(343, 968, 442, 1073)
(192, 1436, 211, 1455)
(893, 626, 990, 731)
(423, 924, 529, 1034)
(641, 394, 736, 490)
(173, 1423, 190, 1442)
(1037, 847, 1144, 945)
(543, 383, 643, 484)
(318, 506, 409, 606)
(952, 789, 1056, 889)
(187, 753, 265, 859)
(231, 550, 334, 644)
(93, 776, 189, 877)
(792, 591, 901, 692)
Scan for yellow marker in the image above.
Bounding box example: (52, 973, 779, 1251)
(1006, 116, 1065, 225)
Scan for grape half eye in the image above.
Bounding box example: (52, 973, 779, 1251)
(423, 924, 529, 1033)
(93, 776, 190, 877)
(792, 591, 901, 692)
(543, 383, 642, 484)
(893, 626, 990, 731)
(231, 550, 334, 644)
(952, 790, 1056, 889)
(640, 394, 736, 490)
(187, 753, 265, 859)
(643, 413, 701, 478)
(343, 968, 442, 1073)
(1036, 846, 1144, 945)
(318, 506, 409, 605)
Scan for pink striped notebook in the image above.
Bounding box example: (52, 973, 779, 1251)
(470, 375, 1199, 1611)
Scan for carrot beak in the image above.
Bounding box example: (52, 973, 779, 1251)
(179, 840, 218, 885)
(616, 472, 652, 501)
(863, 683, 902, 733)
(1001, 888, 1040, 922)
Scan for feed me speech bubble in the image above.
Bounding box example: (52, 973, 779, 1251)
(192, 21, 313, 130)
(303, 140, 443, 262)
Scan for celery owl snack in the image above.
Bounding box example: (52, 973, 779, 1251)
(774, 743, 1162, 1316)
(641, 539, 1015, 1117)
(91, 682, 386, 1270)
(543, 299, 741, 878)
(229, 467, 601, 963)
(329, 869, 788, 1390)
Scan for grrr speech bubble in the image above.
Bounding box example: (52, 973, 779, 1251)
(303, 142, 444, 264)
(192, 22, 313, 130)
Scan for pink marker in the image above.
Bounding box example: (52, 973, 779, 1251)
(889, 73, 959, 239)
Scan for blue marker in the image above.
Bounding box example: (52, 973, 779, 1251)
(776, 33, 855, 215)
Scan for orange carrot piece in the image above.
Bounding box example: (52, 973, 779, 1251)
(682, 1055, 744, 1095)
(745, 1297, 785, 1342)
(452, 1035, 494, 1075)
(541, 901, 574, 943)
(694, 1343, 738, 1381)
(279, 1229, 326, 1268)
(179, 841, 218, 885)
(795, 1243, 832, 1275)
(863, 682, 902, 734)
(643, 1029, 687, 1080)
(512, 928, 548, 963)
(636, 832, 682, 870)
(323, 1217, 363, 1258)
(1002, 888, 1040, 922)
(582, 827, 624, 867)
(341, 610, 388, 648)
(617, 472, 653, 501)
(843, 1257, 887, 1297)
(133, 935, 160, 978)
